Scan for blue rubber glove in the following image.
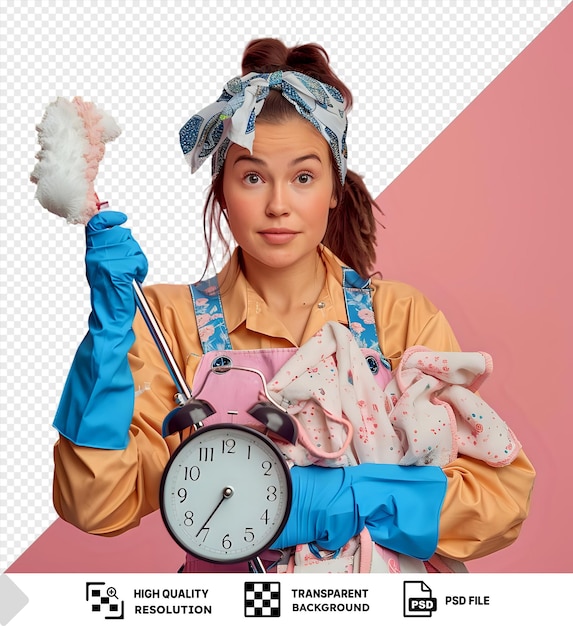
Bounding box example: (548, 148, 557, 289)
(271, 463, 447, 560)
(53, 211, 148, 449)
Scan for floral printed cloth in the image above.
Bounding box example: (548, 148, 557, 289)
(267, 321, 521, 468)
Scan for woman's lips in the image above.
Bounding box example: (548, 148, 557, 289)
(258, 229, 299, 244)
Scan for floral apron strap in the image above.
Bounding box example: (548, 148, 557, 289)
(189, 276, 232, 352)
(342, 268, 391, 370)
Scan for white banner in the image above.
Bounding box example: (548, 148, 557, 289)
(1, 572, 570, 625)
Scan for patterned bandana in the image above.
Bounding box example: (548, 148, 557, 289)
(179, 70, 348, 183)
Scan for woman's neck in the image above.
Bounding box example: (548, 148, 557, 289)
(241, 247, 326, 316)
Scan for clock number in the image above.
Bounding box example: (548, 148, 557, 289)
(197, 527, 209, 542)
(244, 528, 255, 542)
(222, 534, 232, 550)
(260, 509, 269, 525)
(177, 487, 187, 503)
(199, 447, 214, 462)
(266, 485, 277, 501)
(261, 460, 272, 476)
(183, 511, 194, 526)
(222, 438, 236, 454)
(184, 465, 200, 481)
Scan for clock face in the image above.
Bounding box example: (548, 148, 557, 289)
(160, 424, 292, 564)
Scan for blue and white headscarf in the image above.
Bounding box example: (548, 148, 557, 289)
(179, 70, 348, 183)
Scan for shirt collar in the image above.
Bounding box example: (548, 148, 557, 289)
(217, 246, 349, 339)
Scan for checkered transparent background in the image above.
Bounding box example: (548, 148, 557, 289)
(1, 0, 569, 571)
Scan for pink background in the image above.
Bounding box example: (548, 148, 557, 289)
(376, 4, 572, 573)
(8, 4, 572, 573)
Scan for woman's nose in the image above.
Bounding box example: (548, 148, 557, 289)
(265, 184, 290, 216)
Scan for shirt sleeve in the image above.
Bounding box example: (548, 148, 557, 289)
(52, 284, 202, 535)
(372, 279, 536, 561)
(438, 449, 535, 560)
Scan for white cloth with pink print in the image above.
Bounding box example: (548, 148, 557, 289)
(267, 321, 521, 469)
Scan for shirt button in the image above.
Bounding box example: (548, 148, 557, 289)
(317, 301, 326, 309)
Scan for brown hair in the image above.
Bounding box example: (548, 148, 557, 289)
(201, 38, 382, 278)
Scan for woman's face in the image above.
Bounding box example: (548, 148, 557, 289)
(221, 117, 337, 273)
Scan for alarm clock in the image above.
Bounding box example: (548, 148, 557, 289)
(160, 422, 292, 564)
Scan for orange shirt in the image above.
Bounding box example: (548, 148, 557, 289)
(53, 246, 535, 561)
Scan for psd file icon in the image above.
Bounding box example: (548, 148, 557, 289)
(403, 581, 437, 617)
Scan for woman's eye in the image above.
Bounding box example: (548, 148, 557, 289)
(297, 173, 313, 184)
(245, 173, 261, 184)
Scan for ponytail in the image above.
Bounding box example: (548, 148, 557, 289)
(324, 169, 382, 278)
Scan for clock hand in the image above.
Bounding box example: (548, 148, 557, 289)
(196, 486, 234, 537)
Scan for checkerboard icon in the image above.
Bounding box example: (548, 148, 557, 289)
(244, 581, 281, 617)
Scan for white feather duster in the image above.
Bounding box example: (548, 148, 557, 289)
(28, 96, 192, 400)
(30, 96, 121, 224)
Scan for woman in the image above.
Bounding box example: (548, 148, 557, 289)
(51, 38, 535, 573)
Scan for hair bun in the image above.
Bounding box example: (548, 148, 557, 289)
(241, 38, 289, 74)
(241, 38, 352, 109)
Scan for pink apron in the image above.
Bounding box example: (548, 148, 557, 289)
(173, 268, 464, 573)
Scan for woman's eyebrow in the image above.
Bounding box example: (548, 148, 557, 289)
(232, 154, 266, 167)
(232, 153, 322, 167)
(290, 154, 322, 166)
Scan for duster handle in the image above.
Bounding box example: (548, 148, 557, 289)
(133, 281, 192, 403)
